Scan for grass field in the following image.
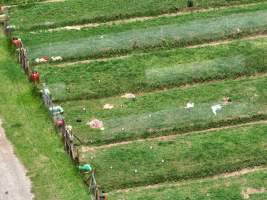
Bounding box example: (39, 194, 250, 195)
(12, 3, 267, 62)
(37, 38, 267, 101)
(109, 168, 267, 200)
(79, 124, 267, 191)
(0, 29, 89, 199)
(61, 76, 267, 145)
(18, 2, 267, 47)
(8, 0, 265, 30)
(3, 0, 267, 199)
(2, 0, 45, 5)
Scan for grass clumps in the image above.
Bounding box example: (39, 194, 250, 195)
(80, 124, 267, 191)
(62, 76, 267, 145)
(37, 38, 267, 101)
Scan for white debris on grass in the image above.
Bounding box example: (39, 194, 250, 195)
(103, 104, 114, 110)
(66, 125, 72, 132)
(41, 87, 50, 96)
(35, 57, 49, 63)
(51, 56, 63, 62)
(121, 93, 136, 99)
(49, 105, 64, 115)
(211, 104, 222, 115)
(6, 25, 16, 29)
(134, 169, 138, 173)
(87, 119, 104, 129)
(185, 102, 194, 109)
(223, 96, 232, 105)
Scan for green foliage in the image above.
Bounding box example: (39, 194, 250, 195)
(8, 0, 265, 30)
(109, 170, 267, 200)
(80, 124, 267, 191)
(62, 76, 267, 145)
(19, 4, 267, 62)
(2, 0, 43, 5)
(3, 1, 267, 197)
(0, 29, 89, 199)
(37, 38, 267, 101)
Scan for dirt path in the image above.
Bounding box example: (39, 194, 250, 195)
(40, 0, 65, 4)
(0, 119, 33, 200)
(56, 55, 130, 67)
(80, 120, 267, 152)
(46, 2, 262, 32)
(109, 166, 267, 194)
(187, 34, 267, 49)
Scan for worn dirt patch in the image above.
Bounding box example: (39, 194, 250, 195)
(187, 34, 267, 49)
(40, 0, 65, 4)
(110, 166, 267, 194)
(82, 120, 267, 152)
(242, 187, 266, 199)
(0, 119, 33, 200)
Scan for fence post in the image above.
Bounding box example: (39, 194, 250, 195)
(6, 18, 106, 199)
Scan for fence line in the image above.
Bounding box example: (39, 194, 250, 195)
(2, 17, 107, 200)
(88, 171, 107, 200)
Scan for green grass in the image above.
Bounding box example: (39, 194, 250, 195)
(13, 3, 266, 62)
(79, 124, 267, 191)
(38, 38, 267, 102)
(109, 169, 267, 200)
(61, 76, 267, 145)
(0, 29, 89, 199)
(17, 2, 267, 47)
(19, 3, 267, 62)
(8, 0, 265, 30)
(2, 0, 44, 5)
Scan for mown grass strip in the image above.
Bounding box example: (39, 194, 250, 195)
(18, 4, 254, 47)
(79, 124, 267, 191)
(8, 0, 265, 31)
(2, 0, 44, 5)
(108, 167, 267, 200)
(92, 120, 267, 150)
(18, 4, 267, 61)
(61, 76, 267, 145)
(37, 38, 267, 101)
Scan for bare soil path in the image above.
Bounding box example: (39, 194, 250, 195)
(0, 119, 33, 200)
(110, 166, 267, 194)
(56, 34, 267, 67)
(80, 120, 267, 152)
(46, 2, 262, 32)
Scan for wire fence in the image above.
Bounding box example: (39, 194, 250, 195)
(87, 171, 107, 200)
(2, 16, 107, 200)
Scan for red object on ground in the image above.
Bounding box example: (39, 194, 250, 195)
(88, 119, 104, 129)
(12, 39, 22, 48)
(30, 71, 40, 84)
(55, 119, 65, 127)
(42, 56, 50, 61)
